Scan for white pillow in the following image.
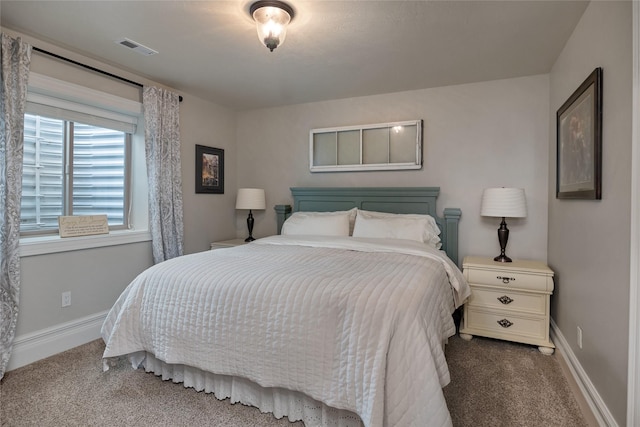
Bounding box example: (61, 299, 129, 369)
(352, 215, 427, 243)
(356, 210, 442, 248)
(281, 210, 352, 236)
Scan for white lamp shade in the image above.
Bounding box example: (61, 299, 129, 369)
(480, 188, 527, 218)
(236, 188, 266, 210)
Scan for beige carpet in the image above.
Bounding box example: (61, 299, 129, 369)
(1, 335, 588, 426)
(443, 336, 589, 427)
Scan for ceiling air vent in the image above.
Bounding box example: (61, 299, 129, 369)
(114, 38, 158, 56)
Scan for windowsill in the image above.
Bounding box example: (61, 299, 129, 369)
(19, 229, 152, 257)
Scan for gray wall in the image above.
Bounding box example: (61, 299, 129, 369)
(179, 94, 238, 254)
(548, 2, 632, 425)
(19, 243, 153, 335)
(236, 75, 551, 264)
(10, 29, 237, 338)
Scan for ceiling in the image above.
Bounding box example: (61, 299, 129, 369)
(1, 1, 589, 111)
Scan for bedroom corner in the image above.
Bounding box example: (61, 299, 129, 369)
(4, 28, 238, 372)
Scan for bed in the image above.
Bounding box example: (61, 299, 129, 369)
(101, 187, 470, 427)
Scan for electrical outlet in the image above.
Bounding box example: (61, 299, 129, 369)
(577, 326, 583, 349)
(61, 291, 71, 307)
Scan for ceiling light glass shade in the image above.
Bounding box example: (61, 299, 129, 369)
(250, 1, 294, 52)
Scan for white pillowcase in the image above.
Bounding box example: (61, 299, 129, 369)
(281, 209, 354, 236)
(352, 215, 427, 243)
(355, 210, 442, 248)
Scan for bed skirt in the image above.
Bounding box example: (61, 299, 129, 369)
(132, 351, 365, 427)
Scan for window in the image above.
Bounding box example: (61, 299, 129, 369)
(20, 114, 130, 234)
(18, 72, 147, 244)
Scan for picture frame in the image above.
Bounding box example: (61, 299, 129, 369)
(556, 67, 602, 199)
(195, 145, 224, 194)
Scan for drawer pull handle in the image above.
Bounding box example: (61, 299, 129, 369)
(497, 276, 516, 284)
(497, 295, 514, 305)
(497, 319, 513, 328)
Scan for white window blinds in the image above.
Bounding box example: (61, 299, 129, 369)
(26, 73, 141, 133)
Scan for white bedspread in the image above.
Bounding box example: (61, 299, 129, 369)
(101, 236, 470, 427)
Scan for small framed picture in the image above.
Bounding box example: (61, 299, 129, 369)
(556, 67, 603, 199)
(195, 145, 224, 194)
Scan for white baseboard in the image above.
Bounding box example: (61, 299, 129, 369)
(551, 319, 618, 427)
(7, 310, 108, 372)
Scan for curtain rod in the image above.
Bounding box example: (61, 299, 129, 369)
(32, 46, 183, 102)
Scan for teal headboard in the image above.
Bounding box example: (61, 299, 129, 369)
(274, 187, 461, 266)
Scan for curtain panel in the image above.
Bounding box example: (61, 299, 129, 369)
(0, 34, 32, 379)
(143, 86, 184, 264)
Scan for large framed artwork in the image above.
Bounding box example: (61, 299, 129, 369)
(556, 67, 603, 200)
(195, 144, 224, 194)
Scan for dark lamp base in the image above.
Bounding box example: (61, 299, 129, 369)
(244, 210, 256, 242)
(494, 217, 513, 263)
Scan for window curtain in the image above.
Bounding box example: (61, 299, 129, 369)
(142, 86, 184, 264)
(0, 34, 32, 379)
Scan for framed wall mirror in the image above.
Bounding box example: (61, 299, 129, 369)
(309, 120, 423, 173)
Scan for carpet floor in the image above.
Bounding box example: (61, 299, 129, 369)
(1, 334, 589, 426)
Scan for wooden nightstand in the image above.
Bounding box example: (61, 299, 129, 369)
(459, 256, 555, 354)
(210, 239, 248, 250)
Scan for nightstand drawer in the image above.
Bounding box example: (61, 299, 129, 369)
(465, 308, 548, 342)
(466, 287, 546, 315)
(466, 268, 553, 293)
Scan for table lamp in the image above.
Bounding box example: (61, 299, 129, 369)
(480, 187, 527, 262)
(236, 188, 266, 242)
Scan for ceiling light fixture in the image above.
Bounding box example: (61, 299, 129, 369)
(249, 0, 295, 52)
